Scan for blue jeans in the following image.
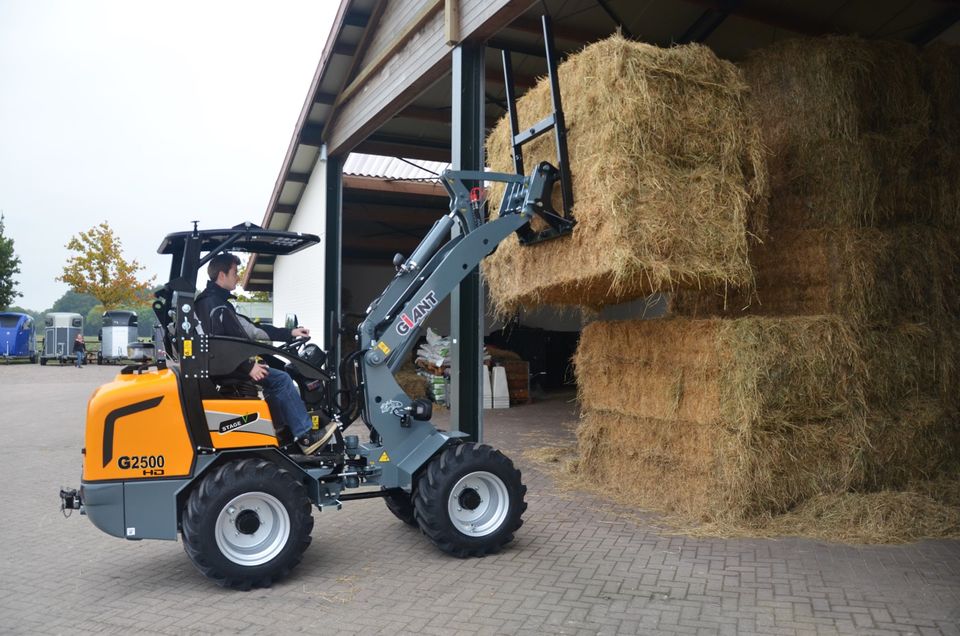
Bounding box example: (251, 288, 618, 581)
(75, 352, 83, 367)
(259, 368, 313, 438)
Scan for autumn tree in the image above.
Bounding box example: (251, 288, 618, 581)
(58, 222, 155, 310)
(0, 213, 22, 309)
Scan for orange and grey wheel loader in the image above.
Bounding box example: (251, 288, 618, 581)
(60, 18, 576, 588)
(59, 157, 578, 588)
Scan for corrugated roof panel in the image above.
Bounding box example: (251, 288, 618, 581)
(343, 152, 449, 181)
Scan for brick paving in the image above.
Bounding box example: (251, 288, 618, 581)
(1, 362, 958, 635)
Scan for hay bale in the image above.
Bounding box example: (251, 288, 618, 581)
(861, 323, 959, 410)
(744, 36, 931, 227)
(483, 34, 767, 315)
(921, 44, 960, 227)
(573, 317, 865, 427)
(575, 410, 862, 520)
(670, 226, 960, 326)
(862, 397, 960, 491)
(395, 363, 428, 399)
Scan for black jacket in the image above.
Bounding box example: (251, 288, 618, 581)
(194, 280, 293, 377)
(73, 339, 86, 354)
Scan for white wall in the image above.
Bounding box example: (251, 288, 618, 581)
(272, 159, 327, 339)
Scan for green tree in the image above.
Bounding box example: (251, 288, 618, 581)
(6, 306, 39, 322)
(58, 222, 155, 310)
(0, 213, 22, 309)
(51, 290, 99, 316)
(236, 263, 271, 302)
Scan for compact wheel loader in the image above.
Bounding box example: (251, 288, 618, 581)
(59, 160, 578, 589)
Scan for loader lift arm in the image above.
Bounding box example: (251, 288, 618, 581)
(351, 162, 571, 490)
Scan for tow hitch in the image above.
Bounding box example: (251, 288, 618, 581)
(60, 488, 82, 516)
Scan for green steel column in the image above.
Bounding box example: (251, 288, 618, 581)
(324, 147, 343, 393)
(450, 43, 485, 442)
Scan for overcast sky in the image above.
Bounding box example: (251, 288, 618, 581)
(0, 1, 338, 310)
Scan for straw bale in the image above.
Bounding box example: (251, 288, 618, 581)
(483, 34, 767, 315)
(922, 43, 960, 142)
(670, 226, 960, 326)
(744, 37, 931, 227)
(573, 317, 865, 426)
(395, 363, 428, 399)
(921, 44, 960, 227)
(862, 397, 960, 491)
(575, 411, 862, 520)
(860, 322, 959, 410)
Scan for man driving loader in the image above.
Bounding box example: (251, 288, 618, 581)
(194, 253, 329, 455)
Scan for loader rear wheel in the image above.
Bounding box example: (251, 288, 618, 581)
(414, 443, 526, 558)
(181, 458, 313, 590)
(382, 488, 418, 526)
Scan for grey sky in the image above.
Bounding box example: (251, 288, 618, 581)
(0, 1, 337, 310)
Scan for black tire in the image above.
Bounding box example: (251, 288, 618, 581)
(181, 458, 313, 590)
(414, 443, 526, 558)
(39, 357, 46, 366)
(29, 354, 36, 364)
(97, 352, 102, 365)
(383, 488, 418, 527)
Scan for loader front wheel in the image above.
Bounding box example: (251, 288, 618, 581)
(414, 443, 526, 557)
(181, 458, 313, 590)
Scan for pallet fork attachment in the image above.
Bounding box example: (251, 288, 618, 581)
(499, 14, 575, 245)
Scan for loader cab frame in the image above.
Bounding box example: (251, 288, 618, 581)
(151, 223, 326, 453)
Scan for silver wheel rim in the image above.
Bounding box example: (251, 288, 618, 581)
(447, 471, 510, 537)
(214, 492, 290, 566)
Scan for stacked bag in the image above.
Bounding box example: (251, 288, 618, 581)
(484, 34, 960, 526)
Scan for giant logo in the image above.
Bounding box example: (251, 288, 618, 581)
(396, 291, 439, 336)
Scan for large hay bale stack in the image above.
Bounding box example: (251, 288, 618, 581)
(573, 317, 869, 520)
(483, 34, 767, 315)
(743, 37, 932, 227)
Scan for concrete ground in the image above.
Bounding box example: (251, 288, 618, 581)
(0, 362, 958, 635)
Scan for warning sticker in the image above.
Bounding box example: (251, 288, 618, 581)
(183, 339, 193, 357)
(377, 341, 391, 355)
(311, 415, 319, 430)
(378, 451, 391, 463)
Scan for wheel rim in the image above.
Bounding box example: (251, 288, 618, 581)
(214, 492, 291, 566)
(447, 471, 510, 537)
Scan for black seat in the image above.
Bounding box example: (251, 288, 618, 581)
(198, 377, 260, 400)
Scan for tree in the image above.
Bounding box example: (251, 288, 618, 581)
(58, 222, 155, 310)
(0, 213, 22, 309)
(51, 290, 99, 316)
(236, 263, 270, 302)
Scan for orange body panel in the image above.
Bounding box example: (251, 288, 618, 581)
(83, 369, 195, 481)
(202, 399, 279, 450)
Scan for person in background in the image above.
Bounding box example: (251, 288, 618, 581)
(73, 333, 86, 368)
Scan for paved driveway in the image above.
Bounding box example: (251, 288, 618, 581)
(1, 363, 958, 635)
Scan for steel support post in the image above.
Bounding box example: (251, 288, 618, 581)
(324, 147, 343, 394)
(450, 43, 485, 442)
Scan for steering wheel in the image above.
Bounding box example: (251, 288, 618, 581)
(277, 335, 310, 354)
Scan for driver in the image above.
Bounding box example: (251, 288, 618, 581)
(194, 253, 329, 455)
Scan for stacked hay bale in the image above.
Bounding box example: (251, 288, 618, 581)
(669, 37, 960, 503)
(483, 34, 767, 314)
(486, 34, 959, 530)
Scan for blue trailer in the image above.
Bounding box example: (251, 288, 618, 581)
(0, 312, 37, 363)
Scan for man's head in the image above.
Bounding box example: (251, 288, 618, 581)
(208, 253, 242, 291)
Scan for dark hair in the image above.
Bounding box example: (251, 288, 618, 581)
(208, 253, 242, 281)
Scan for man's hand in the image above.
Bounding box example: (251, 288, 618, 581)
(249, 362, 269, 382)
(292, 326, 310, 338)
